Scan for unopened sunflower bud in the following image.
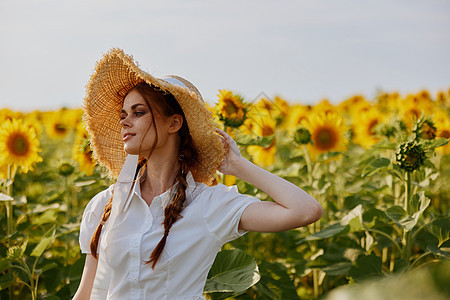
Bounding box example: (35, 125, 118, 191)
(395, 141, 426, 172)
(413, 118, 436, 140)
(59, 163, 75, 176)
(294, 127, 312, 145)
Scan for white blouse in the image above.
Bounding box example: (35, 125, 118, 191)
(79, 155, 259, 300)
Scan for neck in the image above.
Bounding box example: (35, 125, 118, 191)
(142, 149, 180, 196)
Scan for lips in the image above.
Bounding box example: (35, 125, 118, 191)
(122, 133, 136, 141)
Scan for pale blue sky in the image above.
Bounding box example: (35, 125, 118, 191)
(1, 0, 449, 112)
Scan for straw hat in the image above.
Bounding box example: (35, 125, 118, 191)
(82, 48, 225, 184)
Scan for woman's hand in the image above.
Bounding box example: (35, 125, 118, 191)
(216, 128, 242, 176)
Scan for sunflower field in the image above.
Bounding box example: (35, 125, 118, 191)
(1, 88, 450, 299)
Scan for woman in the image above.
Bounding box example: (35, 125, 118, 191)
(74, 48, 322, 300)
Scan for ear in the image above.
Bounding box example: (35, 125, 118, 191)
(167, 114, 183, 133)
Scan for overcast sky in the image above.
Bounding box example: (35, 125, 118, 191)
(1, 0, 449, 112)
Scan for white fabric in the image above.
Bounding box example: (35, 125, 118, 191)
(79, 154, 259, 300)
(162, 76, 188, 89)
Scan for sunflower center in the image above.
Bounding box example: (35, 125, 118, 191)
(262, 101, 273, 111)
(54, 123, 67, 134)
(224, 99, 239, 116)
(439, 130, 450, 139)
(315, 127, 337, 150)
(368, 119, 379, 135)
(8, 134, 29, 156)
(262, 125, 274, 137)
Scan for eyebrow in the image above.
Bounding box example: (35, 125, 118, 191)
(121, 103, 145, 113)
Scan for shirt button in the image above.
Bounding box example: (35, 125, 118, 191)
(132, 239, 139, 247)
(145, 218, 151, 224)
(130, 272, 137, 280)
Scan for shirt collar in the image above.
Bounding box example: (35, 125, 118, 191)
(125, 160, 197, 210)
(132, 171, 197, 209)
(110, 154, 199, 225)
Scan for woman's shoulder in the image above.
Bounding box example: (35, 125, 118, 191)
(193, 181, 255, 205)
(82, 183, 114, 217)
(187, 171, 239, 200)
(200, 182, 240, 197)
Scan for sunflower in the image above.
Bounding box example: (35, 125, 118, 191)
(72, 122, 96, 176)
(436, 90, 450, 107)
(302, 111, 349, 160)
(255, 97, 275, 116)
(352, 108, 387, 148)
(240, 117, 256, 136)
(247, 142, 276, 167)
(0, 118, 43, 174)
(313, 99, 336, 115)
(0, 166, 8, 180)
(347, 99, 374, 128)
(44, 109, 74, 139)
(399, 94, 436, 130)
(70, 108, 84, 126)
(23, 110, 44, 136)
(224, 175, 237, 186)
(0, 108, 24, 122)
(247, 116, 277, 167)
(376, 91, 402, 116)
(216, 90, 247, 128)
(338, 95, 368, 116)
(253, 96, 289, 126)
(434, 110, 450, 155)
(275, 96, 289, 120)
(283, 104, 313, 133)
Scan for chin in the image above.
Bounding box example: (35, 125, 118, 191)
(123, 147, 150, 158)
(123, 147, 138, 155)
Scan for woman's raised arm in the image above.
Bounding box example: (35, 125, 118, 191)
(72, 254, 98, 300)
(216, 129, 322, 232)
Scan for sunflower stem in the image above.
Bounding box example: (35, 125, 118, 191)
(313, 269, 319, 299)
(402, 171, 413, 260)
(301, 145, 313, 186)
(65, 176, 70, 219)
(64, 176, 72, 265)
(6, 164, 14, 236)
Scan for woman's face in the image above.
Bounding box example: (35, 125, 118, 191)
(120, 89, 172, 157)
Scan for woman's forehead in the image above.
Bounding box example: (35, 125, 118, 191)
(122, 89, 148, 109)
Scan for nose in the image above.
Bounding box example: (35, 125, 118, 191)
(120, 116, 131, 128)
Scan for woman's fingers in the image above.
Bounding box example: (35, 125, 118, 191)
(215, 128, 229, 141)
(215, 128, 231, 149)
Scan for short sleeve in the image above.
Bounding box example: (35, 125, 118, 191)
(201, 183, 260, 244)
(79, 184, 114, 254)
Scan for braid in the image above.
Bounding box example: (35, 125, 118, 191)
(90, 195, 112, 258)
(90, 156, 147, 259)
(147, 160, 188, 268)
(147, 131, 198, 268)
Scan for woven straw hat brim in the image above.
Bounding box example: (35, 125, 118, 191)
(82, 48, 225, 184)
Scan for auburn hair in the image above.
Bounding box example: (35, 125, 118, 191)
(90, 82, 199, 268)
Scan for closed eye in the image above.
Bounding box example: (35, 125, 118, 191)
(120, 111, 145, 120)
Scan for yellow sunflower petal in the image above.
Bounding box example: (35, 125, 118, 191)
(302, 111, 349, 160)
(216, 90, 247, 128)
(72, 122, 96, 175)
(0, 118, 43, 173)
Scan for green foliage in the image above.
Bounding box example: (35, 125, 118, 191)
(0, 111, 448, 300)
(205, 249, 260, 296)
